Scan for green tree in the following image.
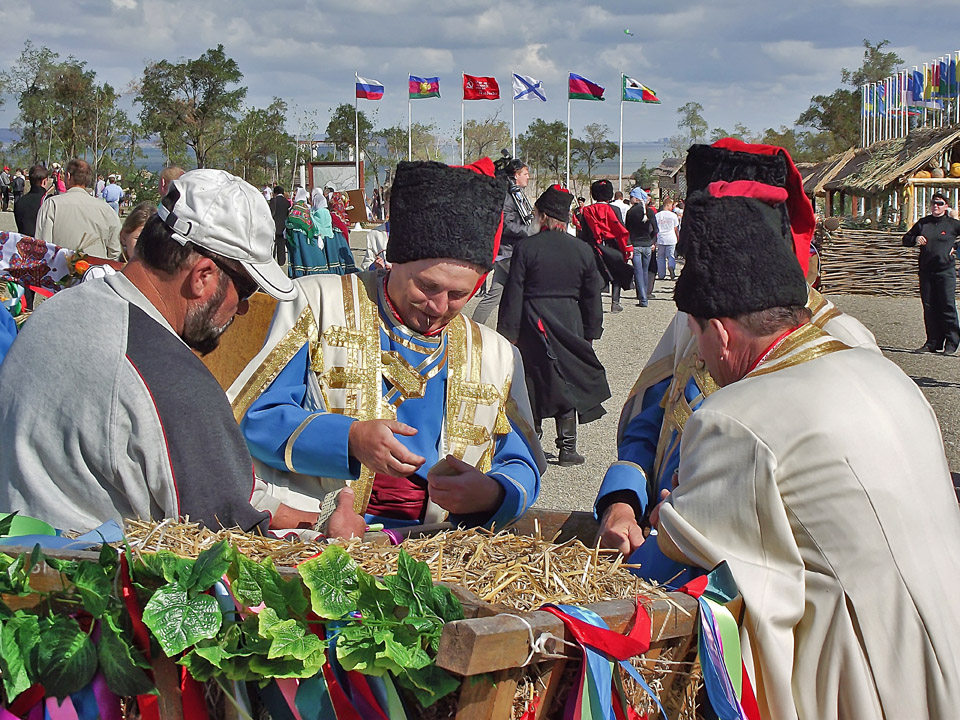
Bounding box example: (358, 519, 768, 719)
(667, 102, 709, 157)
(229, 99, 294, 186)
(325, 103, 374, 160)
(518, 119, 567, 185)
(463, 111, 510, 162)
(709, 122, 752, 143)
(2, 41, 60, 164)
(796, 38, 903, 158)
(631, 161, 655, 189)
(136, 44, 246, 168)
(572, 123, 617, 183)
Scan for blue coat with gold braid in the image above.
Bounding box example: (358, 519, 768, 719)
(228, 270, 545, 531)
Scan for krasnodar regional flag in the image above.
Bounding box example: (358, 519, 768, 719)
(568, 73, 605, 101)
(513, 74, 546, 101)
(356, 75, 384, 100)
(463, 74, 500, 100)
(409, 75, 441, 99)
(622, 76, 660, 104)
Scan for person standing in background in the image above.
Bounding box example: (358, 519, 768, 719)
(0, 167, 11, 212)
(269, 185, 290, 266)
(624, 187, 658, 307)
(102, 175, 124, 213)
(654, 198, 680, 280)
(14, 165, 50, 237)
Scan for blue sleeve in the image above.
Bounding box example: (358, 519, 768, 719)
(594, 377, 670, 518)
(448, 418, 541, 530)
(0, 308, 16, 366)
(240, 344, 359, 480)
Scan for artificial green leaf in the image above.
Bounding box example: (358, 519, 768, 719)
(185, 541, 231, 592)
(36, 616, 97, 700)
(397, 663, 461, 707)
(44, 557, 79, 576)
(141, 586, 222, 656)
(335, 623, 384, 675)
(257, 607, 323, 661)
(248, 654, 309, 679)
(428, 585, 465, 622)
(99, 542, 119, 570)
(73, 561, 111, 618)
(383, 549, 435, 619)
(298, 546, 358, 619)
(0, 511, 18, 537)
(0, 616, 33, 703)
(355, 571, 397, 621)
(180, 648, 219, 682)
(229, 553, 287, 612)
(279, 572, 310, 617)
(136, 550, 194, 586)
(98, 615, 154, 696)
(377, 634, 432, 675)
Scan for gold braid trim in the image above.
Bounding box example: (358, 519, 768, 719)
(746, 323, 851, 379)
(231, 306, 318, 423)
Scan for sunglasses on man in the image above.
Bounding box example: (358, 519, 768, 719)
(195, 247, 259, 301)
(932, 200, 947, 207)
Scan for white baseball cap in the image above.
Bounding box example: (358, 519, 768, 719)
(156, 169, 297, 301)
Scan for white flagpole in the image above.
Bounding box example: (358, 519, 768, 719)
(566, 90, 571, 190)
(461, 72, 465, 165)
(922, 63, 928, 128)
(407, 73, 412, 161)
(354, 73, 360, 189)
(619, 73, 624, 193)
(512, 90, 516, 158)
(955, 51, 959, 125)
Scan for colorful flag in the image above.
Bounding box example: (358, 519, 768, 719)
(513, 73, 546, 102)
(907, 70, 943, 109)
(568, 73, 605, 101)
(622, 76, 660, 103)
(876, 83, 886, 115)
(463, 74, 500, 101)
(409, 75, 440, 99)
(355, 75, 384, 101)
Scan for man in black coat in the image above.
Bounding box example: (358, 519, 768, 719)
(14, 165, 49, 237)
(903, 192, 960, 355)
(498, 185, 611, 466)
(268, 185, 290, 266)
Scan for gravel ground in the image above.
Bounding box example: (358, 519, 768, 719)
(9, 217, 953, 514)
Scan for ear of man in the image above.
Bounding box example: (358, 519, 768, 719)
(184, 255, 221, 301)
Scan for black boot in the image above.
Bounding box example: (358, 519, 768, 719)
(555, 411, 585, 466)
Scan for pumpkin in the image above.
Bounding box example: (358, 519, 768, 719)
(914, 170, 932, 179)
(932, 167, 946, 178)
(950, 163, 960, 178)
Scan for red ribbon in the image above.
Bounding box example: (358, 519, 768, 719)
(541, 600, 651, 661)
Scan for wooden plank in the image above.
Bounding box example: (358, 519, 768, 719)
(435, 593, 698, 677)
(455, 668, 523, 720)
(533, 659, 568, 720)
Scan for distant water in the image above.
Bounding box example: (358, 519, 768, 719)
(595, 142, 672, 175)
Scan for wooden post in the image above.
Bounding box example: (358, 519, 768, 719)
(455, 668, 524, 720)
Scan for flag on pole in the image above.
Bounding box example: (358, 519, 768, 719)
(568, 73, 605, 101)
(876, 82, 886, 115)
(907, 70, 943, 109)
(622, 76, 660, 103)
(355, 75, 384, 100)
(409, 75, 440, 99)
(513, 73, 546, 101)
(463, 74, 500, 100)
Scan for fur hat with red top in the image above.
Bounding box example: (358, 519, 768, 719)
(535, 184, 573, 222)
(674, 179, 808, 319)
(683, 138, 816, 277)
(386, 158, 506, 271)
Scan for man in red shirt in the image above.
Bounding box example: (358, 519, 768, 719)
(579, 179, 632, 313)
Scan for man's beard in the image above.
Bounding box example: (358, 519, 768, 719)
(181, 274, 233, 356)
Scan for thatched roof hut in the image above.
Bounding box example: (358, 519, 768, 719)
(798, 149, 856, 198)
(824, 125, 960, 197)
(654, 157, 685, 197)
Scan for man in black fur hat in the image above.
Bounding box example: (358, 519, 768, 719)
(498, 185, 610, 466)
(229, 159, 545, 536)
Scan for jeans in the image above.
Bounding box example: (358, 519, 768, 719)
(632, 246, 652, 305)
(657, 243, 676, 279)
(472, 257, 510, 324)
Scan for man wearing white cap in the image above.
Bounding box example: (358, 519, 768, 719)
(0, 170, 359, 536)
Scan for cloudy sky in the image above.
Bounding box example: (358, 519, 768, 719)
(0, 0, 956, 145)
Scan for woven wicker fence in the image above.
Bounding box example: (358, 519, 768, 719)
(819, 228, 929, 297)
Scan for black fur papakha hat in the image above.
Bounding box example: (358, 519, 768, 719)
(674, 184, 808, 319)
(590, 179, 614, 202)
(535, 184, 573, 222)
(387, 159, 507, 271)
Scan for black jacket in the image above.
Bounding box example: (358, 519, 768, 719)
(625, 203, 658, 247)
(14, 185, 46, 237)
(269, 195, 290, 236)
(498, 229, 610, 423)
(903, 214, 960, 273)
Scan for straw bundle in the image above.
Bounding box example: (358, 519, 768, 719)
(122, 519, 665, 612)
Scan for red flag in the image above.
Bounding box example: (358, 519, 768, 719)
(463, 74, 500, 100)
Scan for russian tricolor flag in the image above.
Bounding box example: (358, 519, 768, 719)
(356, 75, 384, 101)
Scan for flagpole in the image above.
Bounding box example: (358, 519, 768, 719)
(354, 72, 360, 189)
(408, 72, 412, 161)
(922, 63, 928, 128)
(618, 73, 624, 193)
(512, 91, 516, 158)
(566, 84, 571, 190)
(860, 85, 866, 148)
(461, 72, 465, 165)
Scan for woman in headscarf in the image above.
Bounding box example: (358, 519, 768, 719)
(310, 188, 357, 275)
(324, 184, 350, 228)
(285, 187, 324, 277)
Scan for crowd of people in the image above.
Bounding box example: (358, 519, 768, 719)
(0, 138, 958, 718)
